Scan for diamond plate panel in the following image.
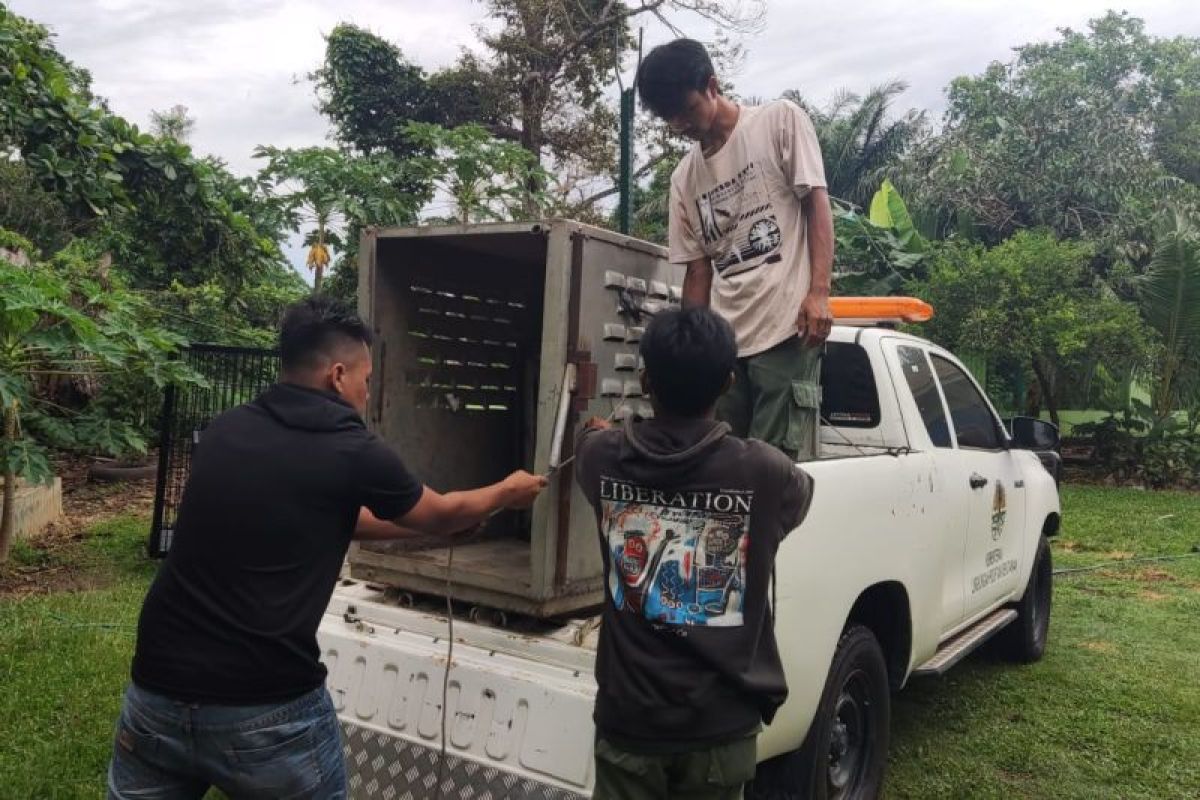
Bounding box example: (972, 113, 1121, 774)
(341, 722, 589, 800)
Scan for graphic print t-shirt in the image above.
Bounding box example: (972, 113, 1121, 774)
(576, 417, 815, 745)
(669, 101, 827, 357)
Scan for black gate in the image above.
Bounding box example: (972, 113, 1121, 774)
(149, 344, 280, 557)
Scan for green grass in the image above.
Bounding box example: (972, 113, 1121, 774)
(0, 515, 155, 799)
(885, 485, 1200, 799)
(1, 488, 1198, 798)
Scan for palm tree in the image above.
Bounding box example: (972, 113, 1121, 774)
(1136, 205, 1200, 421)
(783, 80, 925, 210)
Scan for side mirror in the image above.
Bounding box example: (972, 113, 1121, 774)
(1007, 417, 1059, 451)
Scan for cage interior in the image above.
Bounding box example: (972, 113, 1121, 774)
(357, 232, 548, 589)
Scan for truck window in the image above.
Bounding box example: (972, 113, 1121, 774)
(932, 355, 1002, 450)
(897, 346, 951, 448)
(821, 342, 880, 428)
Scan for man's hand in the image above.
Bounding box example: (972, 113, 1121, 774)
(797, 290, 832, 347)
(584, 416, 613, 431)
(500, 470, 549, 509)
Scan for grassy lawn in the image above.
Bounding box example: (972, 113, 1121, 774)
(2, 486, 1198, 798)
(0, 515, 156, 799)
(887, 486, 1200, 799)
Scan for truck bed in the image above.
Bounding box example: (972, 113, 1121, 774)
(320, 581, 600, 798)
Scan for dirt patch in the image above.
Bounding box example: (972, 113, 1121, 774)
(0, 452, 156, 598)
(1103, 550, 1135, 561)
(1139, 589, 1170, 602)
(1094, 566, 1179, 584)
(1057, 540, 1084, 552)
(1131, 568, 1176, 583)
(1079, 640, 1117, 653)
(0, 563, 113, 597)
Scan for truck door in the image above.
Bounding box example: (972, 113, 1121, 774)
(929, 354, 1027, 617)
(890, 343, 967, 635)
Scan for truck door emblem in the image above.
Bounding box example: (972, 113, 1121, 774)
(990, 483, 1007, 540)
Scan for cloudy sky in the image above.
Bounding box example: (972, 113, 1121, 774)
(14, 0, 1197, 272)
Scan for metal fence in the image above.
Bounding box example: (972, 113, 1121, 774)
(149, 344, 280, 557)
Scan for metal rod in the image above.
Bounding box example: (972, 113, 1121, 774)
(547, 363, 576, 470)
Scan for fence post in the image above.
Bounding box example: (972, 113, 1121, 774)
(148, 378, 177, 557)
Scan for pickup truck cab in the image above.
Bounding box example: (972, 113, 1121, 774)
(317, 323, 1061, 799)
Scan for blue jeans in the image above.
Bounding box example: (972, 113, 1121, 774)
(107, 682, 346, 799)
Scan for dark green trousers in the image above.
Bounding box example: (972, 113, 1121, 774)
(718, 336, 822, 461)
(592, 734, 758, 800)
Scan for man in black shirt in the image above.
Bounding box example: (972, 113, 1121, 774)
(108, 297, 546, 799)
(575, 308, 815, 800)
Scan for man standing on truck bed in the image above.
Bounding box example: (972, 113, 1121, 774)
(107, 297, 546, 799)
(637, 38, 835, 461)
(575, 307, 815, 799)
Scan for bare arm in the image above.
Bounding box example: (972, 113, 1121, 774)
(391, 471, 547, 536)
(353, 508, 431, 541)
(681, 257, 714, 309)
(798, 187, 834, 347)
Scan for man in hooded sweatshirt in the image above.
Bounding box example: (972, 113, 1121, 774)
(108, 296, 546, 799)
(575, 307, 816, 800)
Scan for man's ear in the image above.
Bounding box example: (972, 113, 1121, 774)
(329, 361, 347, 393)
(707, 74, 721, 98)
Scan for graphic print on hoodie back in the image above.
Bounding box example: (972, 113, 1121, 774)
(599, 479, 752, 627)
(576, 415, 815, 744)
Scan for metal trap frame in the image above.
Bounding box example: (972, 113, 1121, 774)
(349, 220, 683, 617)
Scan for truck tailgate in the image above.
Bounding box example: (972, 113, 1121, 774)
(319, 582, 598, 798)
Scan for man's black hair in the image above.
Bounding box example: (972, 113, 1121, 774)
(640, 307, 736, 416)
(278, 295, 372, 373)
(636, 39, 716, 120)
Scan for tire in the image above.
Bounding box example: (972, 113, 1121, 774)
(999, 535, 1053, 663)
(88, 461, 157, 482)
(749, 625, 890, 800)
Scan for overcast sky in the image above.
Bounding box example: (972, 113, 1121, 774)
(14, 0, 1198, 274)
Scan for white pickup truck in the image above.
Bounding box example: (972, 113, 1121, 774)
(316, 323, 1062, 800)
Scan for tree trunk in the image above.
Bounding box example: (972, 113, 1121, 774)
(0, 405, 16, 564)
(518, 70, 549, 217)
(1153, 352, 1178, 422)
(313, 223, 327, 294)
(1031, 356, 1060, 428)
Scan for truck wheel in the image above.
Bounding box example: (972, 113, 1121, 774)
(750, 625, 890, 800)
(1000, 535, 1052, 663)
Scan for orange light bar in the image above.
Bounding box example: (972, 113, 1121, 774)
(830, 296, 934, 324)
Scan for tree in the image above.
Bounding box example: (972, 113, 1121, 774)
(149, 104, 195, 143)
(1135, 206, 1200, 420)
(0, 240, 201, 563)
(906, 12, 1200, 247)
(917, 231, 1152, 426)
(834, 180, 930, 295)
(0, 7, 133, 218)
(1155, 90, 1200, 185)
(612, 148, 682, 245)
(95, 142, 290, 293)
(0, 159, 75, 254)
(311, 6, 762, 215)
(403, 123, 547, 225)
(310, 24, 439, 159)
(254, 146, 426, 291)
(0, 7, 290, 293)
(477, 0, 761, 205)
(783, 81, 926, 210)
